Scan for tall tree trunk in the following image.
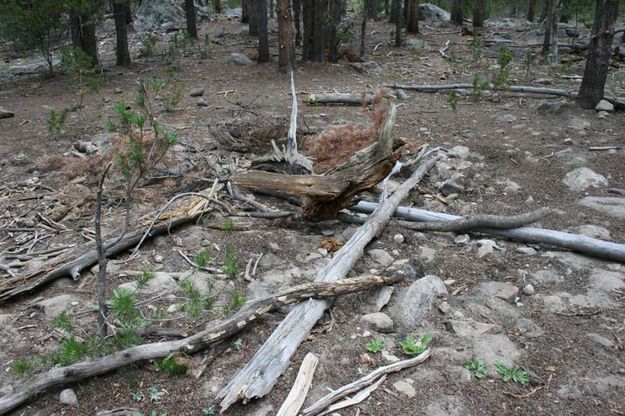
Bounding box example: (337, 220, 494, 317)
(384, 0, 390, 17)
(185, 0, 198, 39)
(360, 3, 367, 57)
(365, 0, 377, 18)
(269, 0, 275, 18)
(213, 0, 222, 13)
(527, 0, 536, 22)
(249, 0, 259, 36)
(406, 0, 418, 33)
(293, 0, 302, 46)
(576, 0, 619, 109)
(393, 0, 402, 46)
(81, 20, 99, 66)
(70, 12, 82, 49)
(542, 0, 558, 63)
(472, 0, 486, 28)
(304, 0, 327, 62)
(451, 0, 463, 25)
(124, 0, 132, 24)
(277, 0, 295, 72)
(258, 0, 270, 62)
(327, 0, 343, 62)
(113, 1, 131, 66)
(389, 0, 399, 22)
(242, 0, 249, 23)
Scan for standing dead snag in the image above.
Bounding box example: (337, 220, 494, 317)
(233, 105, 398, 220)
(218, 154, 440, 411)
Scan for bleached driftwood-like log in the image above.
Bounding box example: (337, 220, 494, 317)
(217, 154, 439, 411)
(0, 275, 399, 415)
(276, 353, 319, 416)
(307, 92, 375, 106)
(385, 83, 577, 97)
(302, 350, 432, 416)
(352, 202, 625, 263)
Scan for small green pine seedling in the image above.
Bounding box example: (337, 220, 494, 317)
(495, 363, 530, 384)
(365, 339, 385, 354)
(137, 268, 156, 288)
(224, 248, 238, 279)
(154, 353, 188, 375)
(131, 391, 144, 401)
(399, 333, 432, 356)
(55, 337, 88, 366)
(447, 89, 458, 111)
(223, 219, 235, 231)
(202, 406, 216, 416)
(113, 328, 141, 347)
(10, 358, 33, 377)
(233, 338, 243, 351)
(47, 108, 70, 135)
(307, 94, 318, 106)
(466, 359, 487, 379)
(195, 249, 212, 268)
(52, 312, 72, 332)
(148, 386, 162, 402)
(112, 289, 140, 325)
(228, 291, 246, 314)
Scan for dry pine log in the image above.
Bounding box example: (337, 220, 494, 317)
(0, 275, 399, 415)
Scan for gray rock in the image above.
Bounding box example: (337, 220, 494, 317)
(118, 272, 178, 294)
(391, 275, 447, 329)
(189, 88, 204, 97)
(393, 380, 416, 397)
(425, 395, 467, 416)
(529, 269, 562, 284)
(501, 180, 521, 193)
(515, 318, 543, 338)
(589, 269, 625, 292)
(59, 388, 78, 406)
(567, 116, 591, 131)
(475, 281, 519, 303)
(0, 107, 15, 119)
(372, 285, 395, 311)
(361, 312, 394, 333)
(447, 145, 470, 159)
(536, 100, 573, 115)
(454, 234, 470, 246)
(445, 319, 502, 337)
(250, 404, 274, 416)
(472, 334, 521, 371)
(350, 61, 384, 75)
(367, 249, 394, 267)
(497, 114, 517, 123)
(33, 295, 76, 319)
(441, 179, 464, 196)
(476, 239, 500, 258)
(396, 89, 409, 100)
(419, 3, 451, 22)
(578, 197, 625, 220)
(403, 39, 432, 52)
(73, 141, 98, 154)
(562, 167, 608, 192)
(419, 246, 437, 263)
(134, 0, 186, 31)
(597, 111, 609, 119)
(578, 224, 611, 240)
(522, 284, 535, 295)
(516, 246, 537, 255)
(588, 333, 614, 349)
(229, 52, 254, 66)
(595, 99, 614, 112)
(393, 233, 405, 244)
(197, 98, 208, 107)
(261, 265, 313, 286)
(381, 350, 401, 363)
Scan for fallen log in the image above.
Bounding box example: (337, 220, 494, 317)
(233, 105, 399, 220)
(352, 202, 625, 264)
(302, 349, 431, 416)
(0, 274, 399, 415)
(217, 154, 439, 411)
(0, 212, 208, 303)
(307, 92, 375, 106)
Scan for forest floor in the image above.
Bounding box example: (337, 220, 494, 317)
(1, 9, 625, 416)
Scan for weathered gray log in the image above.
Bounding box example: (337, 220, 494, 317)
(217, 154, 439, 411)
(302, 349, 431, 416)
(308, 92, 375, 106)
(385, 82, 577, 97)
(0, 275, 399, 415)
(352, 201, 625, 263)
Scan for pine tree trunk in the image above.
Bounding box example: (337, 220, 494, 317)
(542, 0, 558, 63)
(242, 0, 249, 23)
(258, 0, 270, 62)
(451, 0, 463, 25)
(406, 0, 418, 33)
(213, 0, 222, 13)
(311, 0, 327, 62)
(269, 0, 275, 18)
(360, 4, 367, 57)
(81, 20, 99, 66)
(389, 0, 399, 22)
(70, 13, 82, 49)
(302, 0, 313, 59)
(113, 1, 131, 66)
(472, 0, 486, 28)
(527, 0, 536, 22)
(327, 0, 343, 62)
(366, 0, 377, 18)
(277, 0, 295, 72)
(293, 0, 302, 46)
(393, 0, 402, 46)
(124, 0, 132, 24)
(249, 0, 259, 36)
(185, 0, 198, 39)
(576, 0, 619, 109)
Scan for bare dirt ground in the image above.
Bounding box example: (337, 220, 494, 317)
(1, 9, 625, 416)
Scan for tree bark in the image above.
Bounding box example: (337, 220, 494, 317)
(248, 0, 259, 36)
(576, 0, 619, 109)
(185, 0, 198, 39)
(406, 0, 418, 33)
(451, 0, 463, 25)
(258, 0, 270, 62)
(327, 0, 343, 62)
(542, 0, 558, 62)
(365, 0, 378, 18)
(527, 0, 536, 21)
(213, 0, 222, 13)
(293, 0, 302, 46)
(277, 0, 295, 72)
(360, 3, 368, 56)
(242, 0, 249, 23)
(472, 0, 486, 28)
(124, 0, 132, 24)
(311, 0, 327, 62)
(393, 0, 402, 46)
(113, 1, 131, 66)
(81, 19, 99, 66)
(269, 0, 275, 18)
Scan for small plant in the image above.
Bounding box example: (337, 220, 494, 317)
(523, 51, 533, 82)
(493, 46, 513, 89)
(131, 391, 144, 401)
(52, 312, 72, 332)
(223, 219, 235, 232)
(195, 249, 212, 268)
(154, 353, 188, 375)
(307, 94, 319, 106)
(495, 363, 529, 384)
(180, 279, 214, 318)
(471, 74, 490, 102)
(202, 406, 216, 416)
(224, 248, 238, 279)
(233, 338, 243, 351)
(228, 291, 246, 315)
(137, 268, 156, 288)
(47, 108, 70, 135)
(10, 358, 33, 377)
(113, 328, 141, 347)
(163, 84, 183, 112)
(399, 334, 432, 356)
(112, 289, 140, 325)
(466, 359, 487, 379)
(148, 386, 162, 402)
(139, 34, 158, 57)
(469, 35, 482, 64)
(365, 339, 385, 354)
(55, 337, 88, 366)
(447, 89, 458, 111)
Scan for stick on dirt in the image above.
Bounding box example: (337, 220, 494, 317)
(276, 352, 319, 416)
